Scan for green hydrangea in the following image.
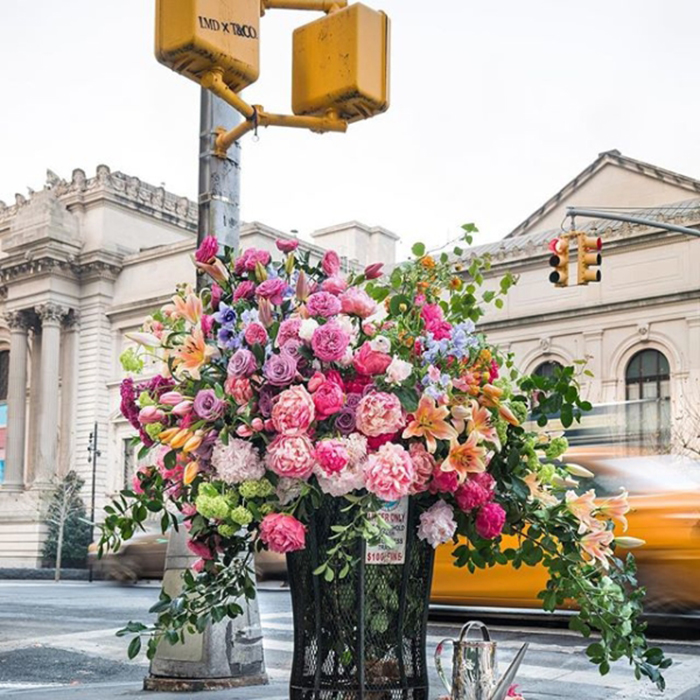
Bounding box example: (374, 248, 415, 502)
(226, 491, 240, 508)
(144, 423, 164, 440)
(259, 503, 274, 516)
(238, 478, 275, 499)
(119, 347, 144, 373)
(495, 417, 509, 446)
(545, 436, 569, 460)
(195, 494, 230, 520)
(493, 377, 513, 399)
(217, 523, 237, 538)
(508, 400, 529, 425)
(230, 506, 253, 526)
(137, 391, 155, 408)
(527, 451, 541, 472)
(537, 462, 556, 484)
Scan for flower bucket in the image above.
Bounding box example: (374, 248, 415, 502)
(288, 496, 435, 699)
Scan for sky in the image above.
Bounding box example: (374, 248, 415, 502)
(2, 1, 700, 256)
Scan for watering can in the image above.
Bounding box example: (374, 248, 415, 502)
(434, 621, 529, 700)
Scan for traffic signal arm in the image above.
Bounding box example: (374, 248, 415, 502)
(261, 0, 347, 12)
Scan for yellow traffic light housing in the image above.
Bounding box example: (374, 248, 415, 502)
(155, 0, 261, 92)
(577, 233, 602, 284)
(548, 236, 569, 287)
(292, 3, 390, 122)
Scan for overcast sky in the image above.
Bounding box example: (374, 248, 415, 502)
(2, 1, 700, 255)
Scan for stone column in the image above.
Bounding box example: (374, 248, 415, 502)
(3, 311, 32, 491)
(34, 303, 67, 486)
(58, 311, 80, 479)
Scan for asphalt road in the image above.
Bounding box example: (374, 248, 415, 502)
(0, 580, 699, 699)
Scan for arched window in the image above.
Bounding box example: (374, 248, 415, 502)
(533, 360, 563, 379)
(625, 349, 671, 449)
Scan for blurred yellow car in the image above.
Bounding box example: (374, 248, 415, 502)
(431, 449, 700, 611)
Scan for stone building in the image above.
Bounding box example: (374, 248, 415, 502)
(0, 165, 398, 567)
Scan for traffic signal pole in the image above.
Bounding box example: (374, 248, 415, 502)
(567, 207, 700, 239)
(144, 90, 267, 692)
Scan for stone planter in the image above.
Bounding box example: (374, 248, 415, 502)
(287, 496, 435, 699)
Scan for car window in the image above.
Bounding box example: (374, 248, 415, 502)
(589, 456, 700, 496)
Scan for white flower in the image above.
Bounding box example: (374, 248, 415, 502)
(276, 477, 304, 505)
(335, 313, 359, 345)
(212, 438, 265, 484)
(316, 462, 365, 497)
(369, 335, 391, 354)
(417, 500, 457, 548)
(298, 318, 319, 341)
(344, 433, 368, 465)
(385, 356, 413, 385)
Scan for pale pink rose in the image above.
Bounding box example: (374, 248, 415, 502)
(265, 434, 316, 479)
(322, 275, 348, 295)
(353, 342, 392, 376)
(363, 443, 415, 502)
(298, 318, 319, 341)
(355, 392, 404, 437)
(340, 287, 377, 319)
(314, 439, 350, 476)
(259, 513, 306, 553)
(386, 357, 413, 385)
(271, 385, 315, 435)
(244, 322, 268, 346)
(313, 379, 345, 419)
(409, 442, 436, 494)
(311, 321, 350, 362)
(225, 376, 254, 405)
(417, 500, 457, 548)
(322, 250, 341, 276)
(277, 318, 302, 347)
(306, 292, 342, 318)
(475, 502, 506, 540)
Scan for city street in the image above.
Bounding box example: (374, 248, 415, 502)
(0, 581, 698, 699)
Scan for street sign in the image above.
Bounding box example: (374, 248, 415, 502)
(155, 0, 260, 92)
(292, 3, 390, 121)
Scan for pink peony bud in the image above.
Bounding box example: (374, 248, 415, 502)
(251, 417, 264, 431)
(364, 262, 384, 280)
(237, 425, 254, 438)
(160, 391, 185, 406)
(138, 406, 165, 424)
(172, 400, 194, 417)
(276, 238, 299, 253)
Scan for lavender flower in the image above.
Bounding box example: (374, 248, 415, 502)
(334, 407, 357, 435)
(263, 353, 297, 386)
(228, 348, 258, 377)
(193, 389, 225, 421)
(213, 302, 237, 327)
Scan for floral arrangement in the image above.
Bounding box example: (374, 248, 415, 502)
(103, 226, 669, 688)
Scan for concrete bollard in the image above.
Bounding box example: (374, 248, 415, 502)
(144, 527, 268, 691)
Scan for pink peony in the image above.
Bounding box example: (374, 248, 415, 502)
(455, 480, 491, 512)
(233, 280, 256, 301)
(259, 513, 306, 553)
(340, 287, 377, 319)
(266, 434, 316, 479)
(355, 392, 404, 437)
(195, 235, 218, 264)
(409, 442, 436, 494)
(271, 385, 315, 435)
(321, 275, 348, 295)
(429, 463, 460, 494)
(475, 502, 506, 540)
(363, 443, 415, 502)
(212, 437, 265, 484)
(313, 378, 345, 419)
(244, 322, 268, 346)
(367, 432, 398, 450)
(276, 238, 299, 253)
(225, 376, 253, 405)
(235, 248, 271, 274)
(306, 291, 342, 318)
(322, 250, 341, 276)
(417, 500, 457, 548)
(256, 278, 287, 305)
(421, 303, 453, 340)
(311, 321, 350, 362)
(353, 342, 392, 376)
(277, 318, 302, 347)
(314, 439, 350, 476)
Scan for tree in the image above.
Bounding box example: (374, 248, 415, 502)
(42, 471, 92, 581)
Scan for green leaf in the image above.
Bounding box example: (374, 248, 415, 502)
(392, 386, 419, 413)
(324, 567, 335, 582)
(127, 636, 142, 660)
(411, 242, 426, 257)
(389, 294, 411, 316)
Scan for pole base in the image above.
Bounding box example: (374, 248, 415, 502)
(143, 672, 268, 692)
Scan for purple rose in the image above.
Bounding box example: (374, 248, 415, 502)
(193, 430, 218, 462)
(228, 348, 257, 378)
(193, 389, 225, 422)
(280, 338, 303, 361)
(256, 278, 287, 305)
(334, 407, 357, 435)
(257, 385, 278, 418)
(263, 353, 298, 387)
(306, 291, 342, 318)
(345, 392, 362, 408)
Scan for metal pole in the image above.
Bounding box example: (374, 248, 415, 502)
(87, 423, 99, 584)
(566, 207, 700, 239)
(146, 89, 267, 691)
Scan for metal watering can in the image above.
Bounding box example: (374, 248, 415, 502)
(435, 621, 529, 700)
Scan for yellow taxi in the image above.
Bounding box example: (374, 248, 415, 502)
(431, 448, 700, 611)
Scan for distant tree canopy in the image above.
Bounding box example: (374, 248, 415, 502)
(42, 471, 92, 570)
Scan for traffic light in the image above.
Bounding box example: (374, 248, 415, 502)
(548, 236, 569, 287)
(577, 233, 602, 284)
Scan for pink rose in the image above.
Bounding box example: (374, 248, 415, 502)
(311, 322, 350, 362)
(363, 443, 415, 502)
(259, 513, 306, 553)
(277, 318, 302, 347)
(224, 376, 253, 405)
(475, 502, 506, 540)
(265, 434, 316, 479)
(200, 314, 214, 337)
(421, 303, 452, 340)
(195, 235, 218, 264)
(313, 379, 345, 419)
(210, 283, 223, 309)
(306, 291, 342, 318)
(355, 392, 404, 437)
(187, 538, 214, 559)
(276, 238, 299, 253)
(409, 443, 436, 494)
(353, 342, 392, 376)
(340, 288, 377, 319)
(386, 357, 412, 385)
(322, 275, 348, 295)
(256, 278, 287, 305)
(235, 248, 271, 274)
(271, 385, 315, 435)
(322, 250, 341, 276)
(244, 322, 268, 346)
(315, 439, 350, 476)
(233, 280, 256, 301)
(364, 262, 384, 280)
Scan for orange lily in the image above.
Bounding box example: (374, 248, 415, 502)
(467, 400, 501, 450)
(402, 395, 458, 453)
(523, 471, 558, 506)
(598, 489, 630, 532)
(441, 432, 487, 481)
(565, 489, 599, 534)
(170, 291, 203, 325)
(580, 528, 614, 569)
(172, 327, 218, 380)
